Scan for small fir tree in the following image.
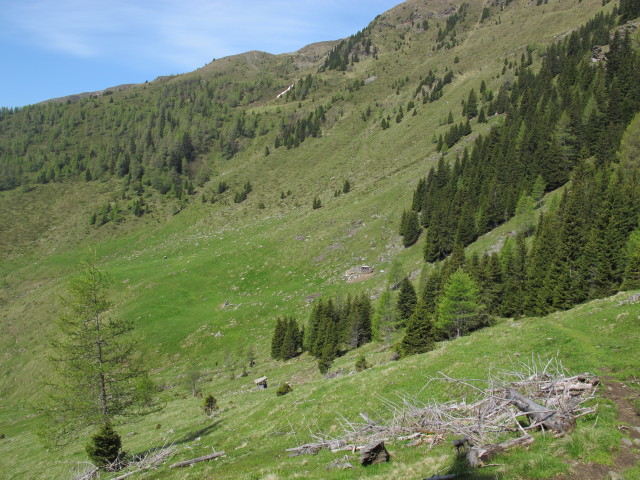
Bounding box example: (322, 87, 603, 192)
(396, 277, 418, 323)
(398, 300, 435, 357)
(203, 394, 218, 415)
(271, 318, 286, 360)
(86, 423, 122, 467)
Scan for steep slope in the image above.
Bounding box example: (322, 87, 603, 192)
(1, 0, 639, 478)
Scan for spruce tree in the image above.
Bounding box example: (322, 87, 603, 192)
(85, 423, 122, 467)
(399, 300, 435, 357)
(271, 318, 286, 360)
(402, 210, 421, 247)
(478, 107, 487, 123)
(347, 294, 372, 348)
(466, 89, 478, 119)
(396, 277, 417, 324)
(281, 318, 299, 360)
(500, 234, 528, 317)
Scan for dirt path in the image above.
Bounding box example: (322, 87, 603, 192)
(563, 379, 640, 479)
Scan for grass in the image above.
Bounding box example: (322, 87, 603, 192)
(0, 0, 629, 478)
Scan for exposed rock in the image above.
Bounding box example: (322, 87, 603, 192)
(359, 440, 390, 466)
(344, 265, 375, 283)
(304, 292, 323, 304)
(327, 456, 354, 470)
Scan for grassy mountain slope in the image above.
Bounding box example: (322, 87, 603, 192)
(1, 0, 639, 478)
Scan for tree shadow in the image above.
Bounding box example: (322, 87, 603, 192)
(442, 452, 501, 479)
(134, 419, 223, 457)
(173, 419, 223, 446)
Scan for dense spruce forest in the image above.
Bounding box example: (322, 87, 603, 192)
(399, 10, 640, 323)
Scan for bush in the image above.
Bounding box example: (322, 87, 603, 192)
(203, 394, 218, 415)
(355, 354, 370, 372)
(276, 383, 293, 396)
(0, 433, 5, 439)
(86, 423, 122, 467)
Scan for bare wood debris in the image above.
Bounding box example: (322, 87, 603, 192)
(286, 356, 599, 467)
(70, 443, 180, 480)
(168, 450, 225, 468)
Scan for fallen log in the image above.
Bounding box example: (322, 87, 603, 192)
(422, 474, 457, 480)
(169, 451, 225, 468)
(331, 444, 360, 453)
(287, 444, 324, 457)
(112, 470, 142, 480)
(506, 389, 575, 434)
(466, 435, 534, 468)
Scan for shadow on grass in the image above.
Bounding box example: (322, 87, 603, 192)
(136, 419, 223, 457)
(173, 419, 223, 445)
(427, 452, 500, 480)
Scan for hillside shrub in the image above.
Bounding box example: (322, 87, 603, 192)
(355, 354, 369, 372)
(203, 394, 218, 415)
(276, 383, 293, 396)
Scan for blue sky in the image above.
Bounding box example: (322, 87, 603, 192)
(0, 0, 401, 108)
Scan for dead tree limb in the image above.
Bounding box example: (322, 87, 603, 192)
(506, 389, 575, 434)
(466, 435, 534, 468)
(168, 451, 225, 468)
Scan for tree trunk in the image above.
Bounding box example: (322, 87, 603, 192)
(466, 435, 534, 468)
(506, 389, 576, 433)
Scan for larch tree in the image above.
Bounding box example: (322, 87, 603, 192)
(399, 300, 435, 357)
(436, 269, 483, 338)
(41, 259, 150, 445)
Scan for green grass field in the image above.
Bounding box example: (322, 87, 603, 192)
(2, 0, 638, 478)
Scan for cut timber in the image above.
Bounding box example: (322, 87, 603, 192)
(169, 451, 225, 468)
(466, 435, 534, 468)
(506, 389, 576, 433)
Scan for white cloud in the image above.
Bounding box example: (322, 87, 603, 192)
(2, 0, 398, 70)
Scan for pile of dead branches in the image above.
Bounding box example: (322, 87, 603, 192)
(286, 356, 599, 466)
(71, 443, 178, 480)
